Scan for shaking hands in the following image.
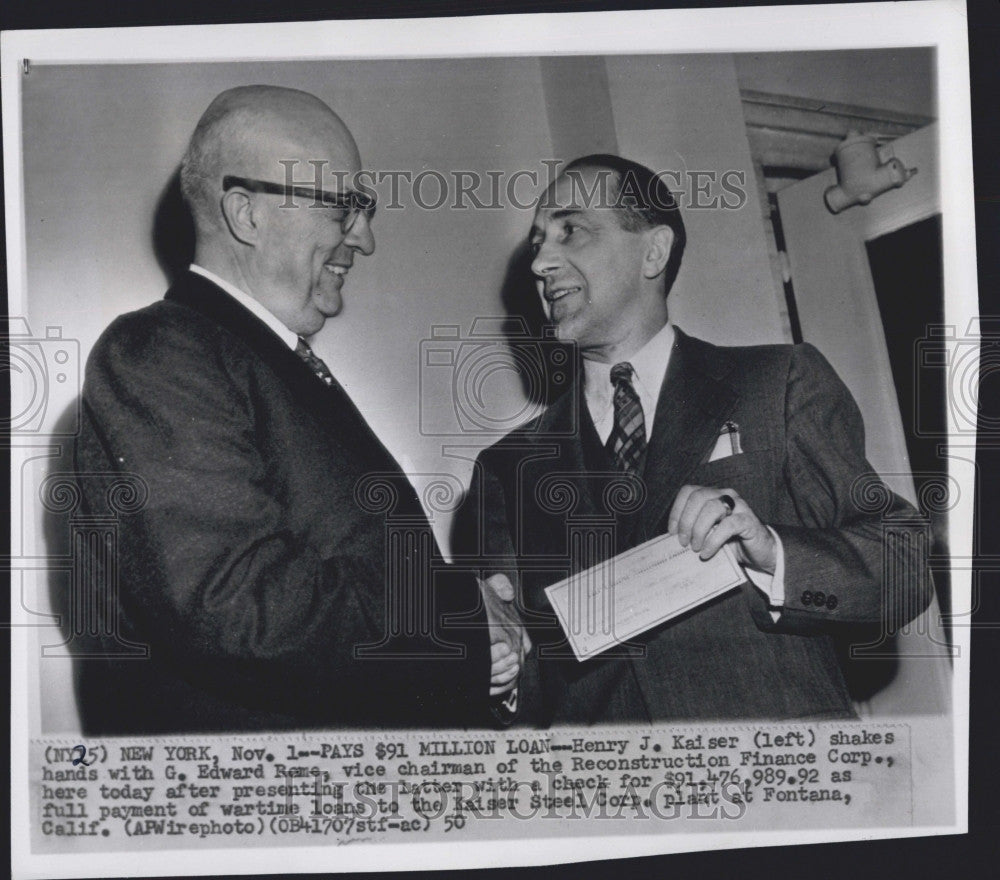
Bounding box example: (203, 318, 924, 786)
(479, 573, 531, 696)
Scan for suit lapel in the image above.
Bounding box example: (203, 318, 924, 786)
(165, 272, 398, 469)
(527, 331, 743, 553)
(628, 330, 742, 718)
(522, 382, 603, 524)
(639, 328, 739, 536)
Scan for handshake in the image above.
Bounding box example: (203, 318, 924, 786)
(474, 483, 778, 699)
(479, 574, 531, 699)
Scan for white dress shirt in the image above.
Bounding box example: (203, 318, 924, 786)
(582, 320, 785, 612)
(189, 264, 300, 351)
(584, 321, 676, 445)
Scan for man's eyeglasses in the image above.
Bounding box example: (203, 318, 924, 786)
(222, 175, 376, 233)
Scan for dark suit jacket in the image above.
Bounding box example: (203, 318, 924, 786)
(74, 271, 491, 733)
(459, 327, 932, 723)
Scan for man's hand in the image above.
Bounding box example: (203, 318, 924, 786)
(479, 573, 531, 696)
(667, 485, 778, 575)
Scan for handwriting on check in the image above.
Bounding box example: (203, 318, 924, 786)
(544, 532, 746, 661)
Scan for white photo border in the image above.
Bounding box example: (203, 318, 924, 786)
(5, 2, 974, 877)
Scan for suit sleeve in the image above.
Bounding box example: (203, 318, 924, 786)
(76, 314, 489, 726)
(455, 454, 520, 575)
(745, 343, 933, 633)
(454, 451, 539, 725)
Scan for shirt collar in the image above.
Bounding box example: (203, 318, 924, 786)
(583, 320, 676, 417)
(189, 264, 300, 351)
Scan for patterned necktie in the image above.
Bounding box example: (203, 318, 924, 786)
(607, 362, 647, 473)
(295, 337, 336, 387)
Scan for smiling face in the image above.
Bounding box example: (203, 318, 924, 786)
(248, 124, 375, 337)
(529, 167, 669, 363)
(197, 88, 376, 338)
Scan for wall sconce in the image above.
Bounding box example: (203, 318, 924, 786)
(824, 130, 917, 214)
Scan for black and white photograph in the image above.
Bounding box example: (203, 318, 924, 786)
(4, 1, 978, 876)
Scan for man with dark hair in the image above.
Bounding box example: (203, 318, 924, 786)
(462, 154, 930, 723)
(557, 154, 687, 292)
(74, 85, 521, 732)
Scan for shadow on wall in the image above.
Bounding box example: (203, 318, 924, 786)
(498, 239, 579, 408)
(43, 398, 149, 733)
(500, 241, 545, 340)
(450, 239, 576, 571)
(41, 400, 96, 730)
(152, 167, 196, 285)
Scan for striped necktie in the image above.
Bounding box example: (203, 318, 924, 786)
(295, 337, 336, 387)
(606, 362, 647, 473)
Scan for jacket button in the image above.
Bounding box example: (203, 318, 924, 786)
(801, 590, 813, 606)
(826, 594, 838, 610)
(813, 591, 826, 607)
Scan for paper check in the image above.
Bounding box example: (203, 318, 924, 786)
(544, 532, 747, 661)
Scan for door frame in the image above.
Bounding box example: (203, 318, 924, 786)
(777, 123, 941, 503)
(776, 124, 951, 717)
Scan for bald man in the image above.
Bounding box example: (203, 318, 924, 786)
(74, 86, 512, 732)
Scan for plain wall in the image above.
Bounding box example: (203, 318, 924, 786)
(18, 55, 779, 732)
(606, 54, 783, 343)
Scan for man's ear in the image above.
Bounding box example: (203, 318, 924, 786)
(221, 188, 261, 246)
(642, 226, 674, 280)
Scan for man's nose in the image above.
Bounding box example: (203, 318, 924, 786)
(530, 241, 559, 279)
(346, 211, 375, 256)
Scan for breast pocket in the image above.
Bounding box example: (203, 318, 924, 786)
(688, 448, 777, 505)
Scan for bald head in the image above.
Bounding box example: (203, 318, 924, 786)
(178, 86, 375, 337)
(180, 85, 361, 237)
